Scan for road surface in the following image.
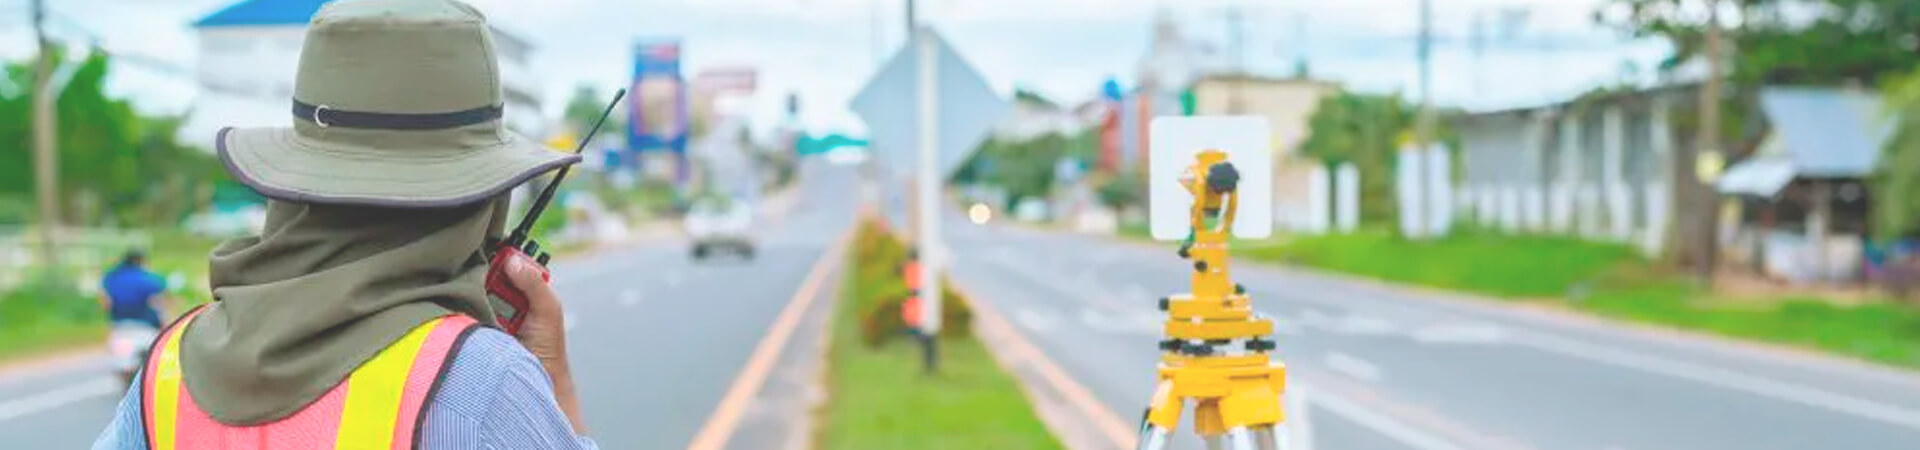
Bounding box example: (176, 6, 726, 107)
(943, 209, 1920, 450)
(0, 160, 860, 450)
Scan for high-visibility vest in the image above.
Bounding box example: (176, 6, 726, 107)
(141, 306, 479, 450)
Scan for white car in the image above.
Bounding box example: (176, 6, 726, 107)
(685, 199, 757, 260)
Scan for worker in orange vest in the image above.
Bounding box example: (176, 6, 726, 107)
(89, 1, 595, 448)
(901, 249, 938, 373)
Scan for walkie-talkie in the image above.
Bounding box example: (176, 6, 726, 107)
(485, 88, 626, 335)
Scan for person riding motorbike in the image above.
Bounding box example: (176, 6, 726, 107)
(99, 250, 169, 330)
(100, 250, 170, 385)
(90, 0, 595, 448)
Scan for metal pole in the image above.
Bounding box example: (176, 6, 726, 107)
(1694, 0, 1723, 282)
(30, 0, 61, 273)
(914, 19, 944, 337)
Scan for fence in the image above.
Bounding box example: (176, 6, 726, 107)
(0, 227, 154, 293)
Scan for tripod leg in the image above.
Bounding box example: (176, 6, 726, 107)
(1135, 380, 1182, 450)
(1252, 425, 1280, 450)
(1196, 400, 1227, 450)
(1225, 427, 1260, 450)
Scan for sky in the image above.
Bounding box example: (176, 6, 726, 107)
(0, 0, 1674, 136)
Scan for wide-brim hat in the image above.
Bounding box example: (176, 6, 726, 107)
(217, 0, 579, 208)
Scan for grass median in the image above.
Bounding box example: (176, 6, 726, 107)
(817, 219, 1063, 450)
(1242, 228, 1920, 369)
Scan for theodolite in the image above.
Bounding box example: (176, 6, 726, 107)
(1135, 148, 1289, 450)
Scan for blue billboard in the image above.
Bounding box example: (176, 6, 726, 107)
(628, 39, 689, 155)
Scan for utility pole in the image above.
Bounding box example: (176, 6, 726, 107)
(1414, 0, 1434, 147)
(30, 0, 61, 273)
(1692, 0, 1724, 283)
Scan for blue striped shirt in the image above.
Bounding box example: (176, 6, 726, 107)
(91, 327, 600, 449)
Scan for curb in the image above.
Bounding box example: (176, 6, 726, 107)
(950, 281, 1136, 450)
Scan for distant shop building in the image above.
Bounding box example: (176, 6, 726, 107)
(1188, 74, 1340, 233)
(177, 0, 548, 150)
(1716, 87, 1891, 284)
(1452, 84, 1698, 256)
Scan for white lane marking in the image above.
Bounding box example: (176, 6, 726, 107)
(1013, 307, 1057, 333)
(1324, 352, 1384, 383)
(1410, 323, 1508, 344)
(1310, 385, 1468, 450)
(1520, 333, 1920, 430)
(1077, 309, 1160, 335)
(0, 377, 121, 423)
(1284, 383, 1316, 450)
(619, 288, 643, 307)
(1326, 315, 1398, 336)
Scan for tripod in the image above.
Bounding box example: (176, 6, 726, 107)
(1135, 149, 1289, 450)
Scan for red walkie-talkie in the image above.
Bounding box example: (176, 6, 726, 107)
(485, 89, 625, 335)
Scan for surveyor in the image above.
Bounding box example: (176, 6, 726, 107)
(90, 0, 596, 448)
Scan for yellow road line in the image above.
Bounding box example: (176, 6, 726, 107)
(684, 225, 853, 450)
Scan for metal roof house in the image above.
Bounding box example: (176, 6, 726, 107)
(1715, 87, 1891, 283)
(176, 0, 547, 149)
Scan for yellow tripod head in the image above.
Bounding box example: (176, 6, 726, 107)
(1135, 148, 1288, 450)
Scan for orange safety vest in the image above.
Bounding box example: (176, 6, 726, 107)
(141, 306, 478, 450)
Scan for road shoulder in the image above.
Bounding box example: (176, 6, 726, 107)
(953, 282, 1136, 450)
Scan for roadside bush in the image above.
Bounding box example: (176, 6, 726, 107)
(849, 218, 972, 347)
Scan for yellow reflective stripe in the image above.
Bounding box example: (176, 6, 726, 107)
(151, 315, 194, 450)
(335, 318, 442, 449)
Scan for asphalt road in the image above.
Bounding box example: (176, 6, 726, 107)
(0, 160, 860, 449)
(940, 208, 1920, 450)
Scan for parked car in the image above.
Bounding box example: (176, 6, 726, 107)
(685, 198, 756, 261)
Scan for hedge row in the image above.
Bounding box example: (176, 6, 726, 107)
(850, 218, 973, 348)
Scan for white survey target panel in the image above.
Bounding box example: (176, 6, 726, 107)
(1148, 116, 1274, 241)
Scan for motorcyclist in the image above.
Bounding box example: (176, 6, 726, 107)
(98, 250, 169, 329)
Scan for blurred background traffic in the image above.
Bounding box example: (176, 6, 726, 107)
(4, 0, 1920, 449)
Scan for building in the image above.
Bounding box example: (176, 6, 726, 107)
(1453, 84, 1696, 255)
(1188, 74, 1340, 231)
(1716, 87, 1891, 283)
(176, 0, 547, 150)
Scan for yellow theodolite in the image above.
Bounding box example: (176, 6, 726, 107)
(1136, 148, 1289, 450)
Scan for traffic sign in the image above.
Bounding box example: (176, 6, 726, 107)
(849, 28, 1009, 180)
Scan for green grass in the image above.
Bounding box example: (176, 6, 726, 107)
(1238, 228, 1920, 370)
(1245, 228, 1637, 298)
(819, 222, 1062, 450)
(0, 229, 222, 363)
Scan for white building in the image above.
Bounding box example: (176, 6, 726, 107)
(177, 0, 547, 150)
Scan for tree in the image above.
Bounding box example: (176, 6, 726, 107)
(562, 84, 627, 139)
(1298, 92, 1414, 226)
(1597, 0, 1920, 86)
(1874, 66, 1920, 241)
(0, 47, 223, 228)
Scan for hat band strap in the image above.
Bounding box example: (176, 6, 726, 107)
(293, 101, 503, 130)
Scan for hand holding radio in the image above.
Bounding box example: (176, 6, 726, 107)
(484, 88, 624, 335)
